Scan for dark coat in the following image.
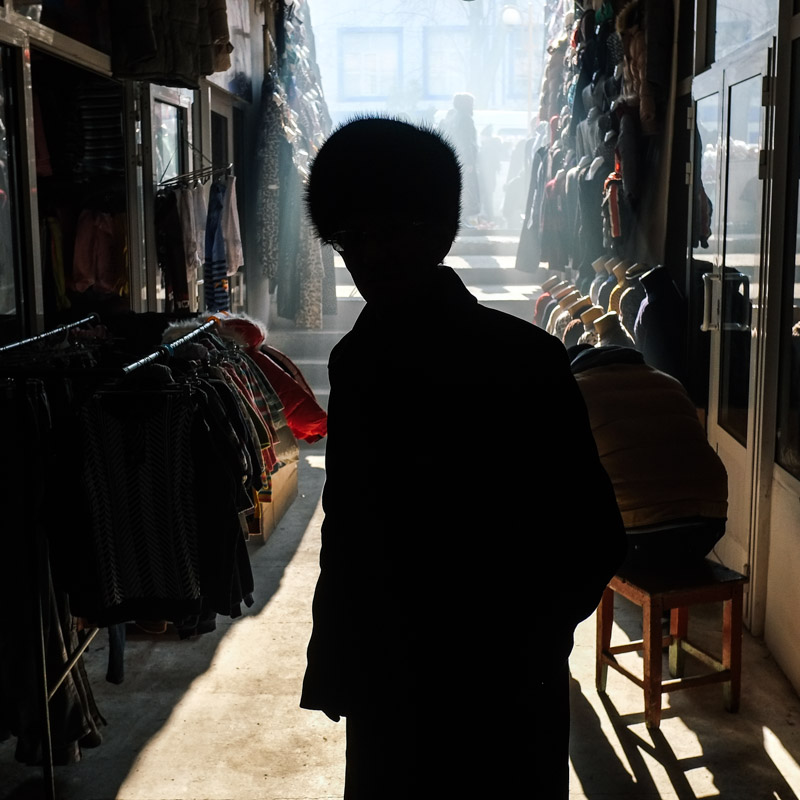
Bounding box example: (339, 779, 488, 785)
(300, 267, 626, 722)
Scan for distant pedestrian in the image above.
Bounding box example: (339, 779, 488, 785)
(439, 92, 480, 221)
(478, 123, 504, 223)
(301, 115, 626, 799)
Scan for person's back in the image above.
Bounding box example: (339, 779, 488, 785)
(571, 344, 728, 568)
(300, 116, 627, 799)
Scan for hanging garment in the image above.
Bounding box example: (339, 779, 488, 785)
(109, 0, 232, 89)
(577, 159, 610, 272)
(63, 362, 256, 628)
(540, 170, 570, 271)
(216, 315, 327, 442)
(0, 378, 105, 765)
(515, 145, 548, 272)
(60, 78, 125, 177)
(70, 209, 128, 296)
(155, 190, 191, 312)
(255, 78, 284, 281)
(177, 187, 201, 312)
(204, 181, 230, 312)
(222, 174, 244, 277)
(42, 216, 71, 312)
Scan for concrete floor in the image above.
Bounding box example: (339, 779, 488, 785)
(3, 445, 800, 799)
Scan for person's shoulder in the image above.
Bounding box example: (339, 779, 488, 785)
(476, 305, 557, 339)
(474, 305, 568, 357)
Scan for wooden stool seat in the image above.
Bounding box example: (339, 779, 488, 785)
(595, 559, 748, 729)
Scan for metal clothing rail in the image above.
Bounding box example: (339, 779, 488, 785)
(0, 313, 99, 354)
(121, 318, 218, 373)
(157, 162, 233, 190)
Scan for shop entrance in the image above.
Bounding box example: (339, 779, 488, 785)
(693, 36, 775, 626)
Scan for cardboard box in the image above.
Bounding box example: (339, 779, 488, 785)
(251, 460, 299, 544)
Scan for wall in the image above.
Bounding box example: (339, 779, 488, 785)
(766, 467, 800, 694)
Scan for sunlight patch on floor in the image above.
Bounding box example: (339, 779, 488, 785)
(306, 454, 326, 470)
(764, 726, 800, 796)
(684, 767, 720, 797)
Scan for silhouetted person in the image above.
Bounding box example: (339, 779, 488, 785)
(439, 93, 480, 221)
(300, 116, 626, 799)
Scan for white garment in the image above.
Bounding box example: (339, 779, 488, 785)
(222, 174, 244, 276)
(177, 188, 198, 279)
(192, 182, 209, 261)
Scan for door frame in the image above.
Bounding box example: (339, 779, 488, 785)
(0, 19, 42, 335)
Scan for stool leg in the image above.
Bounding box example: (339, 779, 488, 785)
(669, 607, 689, 678)
(643, 597, 663, 729)
(723, 587, 743, 712)
(596, 586, 614, 693)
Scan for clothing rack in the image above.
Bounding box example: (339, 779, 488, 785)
(3, 315, 225, 799)
(121, 318, 218, 373)
(0, 315, 103, 800)
(157, 162, 233, 190)
(0, 313, 99, 353)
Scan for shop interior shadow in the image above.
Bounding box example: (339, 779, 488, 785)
(0, 444, 327, 800)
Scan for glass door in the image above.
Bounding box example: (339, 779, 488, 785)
(0, 43, 23, 343)
(695, 39, 774, 604)
(0, 21, 35, 344)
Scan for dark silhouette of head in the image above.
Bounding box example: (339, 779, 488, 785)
(305, 116, 462, 303)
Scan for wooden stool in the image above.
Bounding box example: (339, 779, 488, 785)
(595, 559, 748, 729)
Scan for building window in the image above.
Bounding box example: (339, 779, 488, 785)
(339, 28, 402, 101)
(423, 27, 468, 100)
(708, 0, 778, 64)
(153, 101, 184, 185)
(776, 40, 800, 478)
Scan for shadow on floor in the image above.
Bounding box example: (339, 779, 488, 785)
(569, 600, 800, 799)
(0, 445, 327, 800)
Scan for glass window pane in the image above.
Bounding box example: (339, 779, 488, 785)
(714, 0, 777, 62)
(718, 75, 762, 444)
(0, 47, 22, 344)
(339, 29, 401, 100)
(694, 93, 721, 262)
(423, 27, 468, 99)
(688, 92, 720, 411)
(153, 101, 182, 184)
(33, 50, 129, 323)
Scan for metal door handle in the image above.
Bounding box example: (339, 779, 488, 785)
(702, 272, 721, 331)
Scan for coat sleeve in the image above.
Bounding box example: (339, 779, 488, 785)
(523, 335, 627, 648)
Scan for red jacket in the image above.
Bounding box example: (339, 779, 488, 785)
(219, 317, 327, 443)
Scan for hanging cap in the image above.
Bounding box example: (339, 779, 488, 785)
(580, 305, 605, 326)
(567, 296, 592, 318)
(626, 262, 649, 279)
(612, 262, 629, 282)
(541, 275, 561, 292)
(558, 290, 581, 309)
(594, 311, 621, 336)
(553, 282, 575, 299)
